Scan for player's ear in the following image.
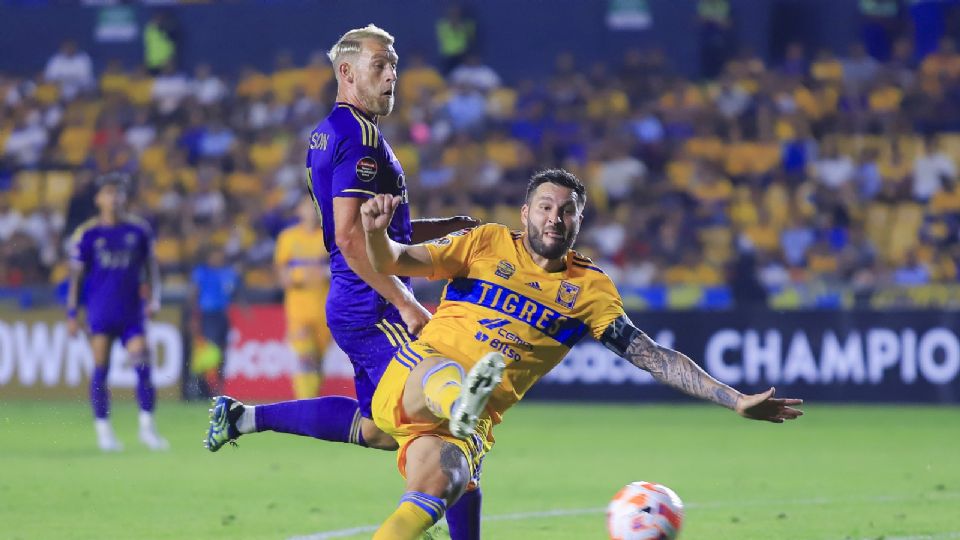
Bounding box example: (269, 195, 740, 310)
(339, 61, 352, 84)
(520, 204, 529, 227)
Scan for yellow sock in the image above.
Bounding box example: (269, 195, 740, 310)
(291, 372, 322, 399)
(373, 492, 445, 540)
(421, 361, 464, 419)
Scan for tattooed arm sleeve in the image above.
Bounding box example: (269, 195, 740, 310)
(599, 315, 742, 409)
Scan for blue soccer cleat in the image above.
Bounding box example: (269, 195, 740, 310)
(205, 395, 244, 452)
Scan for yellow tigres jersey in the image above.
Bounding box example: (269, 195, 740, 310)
(419, 223, 625, 423)
(274, 224, 329, 310)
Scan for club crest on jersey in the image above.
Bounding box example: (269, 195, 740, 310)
(555, 281, 580, 309)
(355, 157, 378, 182)
(495, 260, 516, 280)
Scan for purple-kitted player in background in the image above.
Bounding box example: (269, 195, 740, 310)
(67, 172, 168, 452)
(204, 24, 484, 539)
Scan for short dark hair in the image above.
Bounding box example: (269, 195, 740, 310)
(524, 168, 587, 207)
(95, 171, 131, 193)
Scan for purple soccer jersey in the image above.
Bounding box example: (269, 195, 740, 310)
(70, 215, 152, 341)
(305, 102, 413, 329)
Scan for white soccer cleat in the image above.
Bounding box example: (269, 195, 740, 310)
(95, 420, 124, 452)
(138, 412, 170, 451)
(449, 352, 506, 439)
(139, 425, 170, 451)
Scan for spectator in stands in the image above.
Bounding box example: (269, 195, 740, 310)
(859, 0, 901, 61)
(436, 4, 476, 73)
(892, 249, 931, 286)
(780, 42, 808, 78)
(152, 62, 190, 120)
(144, 11, 179, 74)
(44, 40, 94, 101)
(4, 108, 48, 168)
(449, 53, 501, 93)
(912, 134, 956, 202)
(843, 42, 881, 92)
(697, 0, 734, 79)
(813, 138, 855, 191)
(191, 63, 227, 107)
(0, 196, 22, 243)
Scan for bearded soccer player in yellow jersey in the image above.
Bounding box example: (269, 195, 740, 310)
(275, 196, 332, 399)
(359, 169, 804, 540)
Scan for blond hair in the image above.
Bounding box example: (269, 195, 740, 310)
(327, 24, 395, 80)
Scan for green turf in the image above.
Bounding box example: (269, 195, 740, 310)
(1, 401, 958, 540)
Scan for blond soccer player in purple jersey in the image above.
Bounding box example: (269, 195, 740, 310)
(67, 173, 168, 452)
(358, 168, 804, 539)
(204, 24, 486, 539)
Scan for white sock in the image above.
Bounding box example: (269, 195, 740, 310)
(237, 406, 256, 434)
(139, 411, 155, 431)
(95, 418, 113, 437)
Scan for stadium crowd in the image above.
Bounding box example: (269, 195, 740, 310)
(2, 34, 960, 304)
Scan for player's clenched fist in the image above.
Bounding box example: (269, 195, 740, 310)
(361, 194, 401, 233)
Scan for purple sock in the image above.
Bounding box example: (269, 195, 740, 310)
(133, 355, 155, 413)
(447, 487, 482, 540)
(90, 365, 110, 419)
(254, 396, 366, 446)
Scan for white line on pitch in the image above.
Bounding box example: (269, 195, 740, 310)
(289, 492, 960, 540)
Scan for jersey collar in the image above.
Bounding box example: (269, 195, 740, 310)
(334, 101, 379, 124)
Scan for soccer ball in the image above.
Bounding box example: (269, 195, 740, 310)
(606, 481, 684, 540)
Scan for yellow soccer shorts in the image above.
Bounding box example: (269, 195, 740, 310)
(372, 340, 494, 488)
(285, 307, 331, 359)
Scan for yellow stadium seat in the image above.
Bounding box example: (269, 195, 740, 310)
(11, 171, 42, 213)
(244, 267, 275, 289)
(154, 237, 183, 267)
(492, 204, 521, 230)
(699, 227, 733, 265)
(43, 170, 73, 211)
(34, 83, 60, 105)
(487, 87, 517, 119)
(226, 171, 260, 196)
(140, 145, 168, 175)
(58, 126, 93, 166)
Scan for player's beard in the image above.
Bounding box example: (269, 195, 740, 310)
(363, 90, 395, 116)
(527, 220, 579, 260)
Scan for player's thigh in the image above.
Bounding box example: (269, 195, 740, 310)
(404, 435, 470, 505)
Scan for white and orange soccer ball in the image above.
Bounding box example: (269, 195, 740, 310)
(606, 481, 684, 540)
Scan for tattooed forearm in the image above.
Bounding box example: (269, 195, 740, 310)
(624, 332, 740, 409)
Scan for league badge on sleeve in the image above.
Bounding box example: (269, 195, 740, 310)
(356, 157, 378, 182)
(555, 281, 581, 309)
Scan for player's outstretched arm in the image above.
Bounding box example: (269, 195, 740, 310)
(409, 216, 480, 244)
(600, 317, 803, 423)
(361, 194, 435, 278)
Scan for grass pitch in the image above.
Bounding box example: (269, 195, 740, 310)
(1, 400, 958, 540)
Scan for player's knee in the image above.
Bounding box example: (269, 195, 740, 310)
(360, 419, 400, 450)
